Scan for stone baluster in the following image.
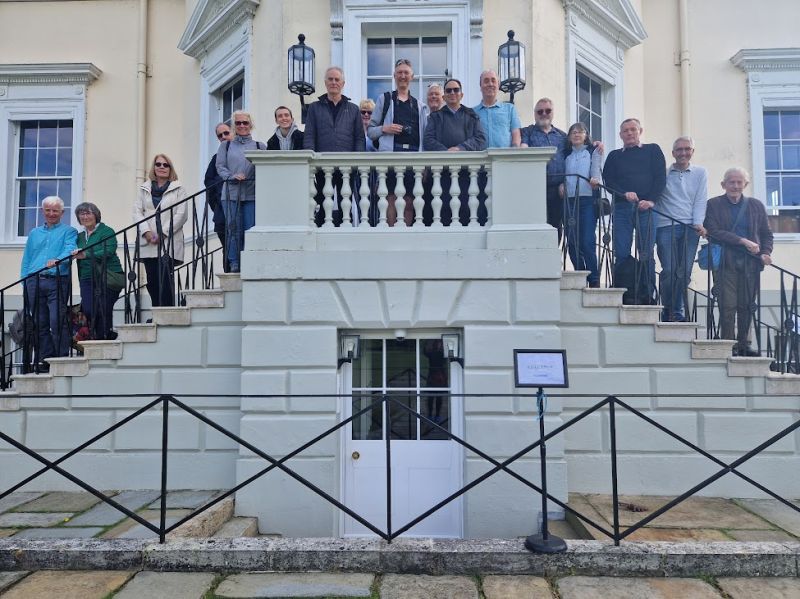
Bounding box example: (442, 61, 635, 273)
(359, 167, 371, 226)
(394, 166, 407, 229)
(467, 165, 480, 227)
(309, 169, 317, 227)
(431, 165, 443, 227)
(484, 166, 492, 226)
(376, 165, 389, 228)
(340, 167, 352, 227)
(449, 166, 462, 227)
(413, 167, 424, 227)
(321, 166, 335, 228)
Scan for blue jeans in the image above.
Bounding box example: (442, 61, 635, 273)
(613, 201, 655, 299)
(656, 224, 700, 321)
(24, 275, 72, 361)
(222, 199, 255, 270)
(564, 196, 599, 285)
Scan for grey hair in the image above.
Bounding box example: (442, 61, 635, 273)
(673, 135, 695, 150)
(74, 202, 102, 223)
(325, 66, 345, 79)
(231, 110, 254, 129)
(620, 117, 642, 130)
(214, 122, 230, 133)
(723, 166, 751, 183)
(41, 196, 64, 210)
(479, 69, 498, 84)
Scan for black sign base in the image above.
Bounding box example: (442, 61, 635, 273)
(524, 533, 567, 553)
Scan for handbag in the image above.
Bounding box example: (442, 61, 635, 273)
(105, 269, 126, 292)
(697, 243, 722, 270)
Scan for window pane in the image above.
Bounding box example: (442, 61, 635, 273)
(764, 111, 780, 139)
(19, 148, 37, 176)
(37, 148, 57, 176)
(367, 79, 392, 102)
(21, 123, 38, 148)
(765, 141, 781, 170)
(766, 175, 781, 207)
(58, 122, 73, 147)
(388, 391, 417, 440)
(591, 80, 602, 112)
(352, 392, 383, 440)
(781, 111, 800, 139)
(19, 180, 37, 207)
(38, 179, 57, 199)
(18, 208, 39, 237)
(386, 338, 416, 388)
(783, 176, 800, 207)
(37, 121, 58, 147)
(421, 37, 447, 76)
(56, 148, 72, 176)
(352, 339, 382, 388)
(58, 180, 72, 205)
(420, 339, 449, 388)
(578, 108, 591, 130)
(783, 141, 800, 170)
(395, 37, 418, 65)
(367, 39, 392, 76)
(421, 392, 450, 440)
(592, 115, 602, 141)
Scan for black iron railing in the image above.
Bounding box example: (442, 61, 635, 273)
(1, 392, 799, 546)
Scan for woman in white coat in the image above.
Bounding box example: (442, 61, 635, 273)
(133, 153, 187, 307)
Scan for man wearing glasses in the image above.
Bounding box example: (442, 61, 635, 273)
(204, 122, 231, 271)
(521, 98, 568, 238)
(424, 78, 487, 225)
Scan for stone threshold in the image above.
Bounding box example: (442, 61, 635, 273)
(1, 537, 798, 577)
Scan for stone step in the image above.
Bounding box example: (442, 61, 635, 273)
(765, 372, 800, 394)
(213, 516, 259, 538)
(691, 339, 736, 359)
(727, 356, 774, 377)
(115, 323, 157, 343)
(79, 340, 123, 360)
(46, 357, 89, 377)
(655, 322, 701, 342)
(560, 270, 590, 290)
(11, 373, 54, 395)
(217, 273, 242, 292)
(0, 391, 20, 411)
(182, 289, 225, 309)
(168, 496, 234, 539)
(619, 305, 661, 325)
(151, 306, 191, 326)
(582, 288, 625, 307)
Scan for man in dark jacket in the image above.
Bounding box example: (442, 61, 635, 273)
(303, 67, 365, 226)
(704, 167, 773, 356)
(204, 122, 231, 271)
(424, 78, 487, 225)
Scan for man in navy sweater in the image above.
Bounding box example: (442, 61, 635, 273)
(603, 118, 666, 303)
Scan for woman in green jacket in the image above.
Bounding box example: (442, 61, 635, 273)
(71, 202, 124, 340)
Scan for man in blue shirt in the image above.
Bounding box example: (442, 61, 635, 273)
(473, 70, 522, 148)
(20, 196, 78, 367)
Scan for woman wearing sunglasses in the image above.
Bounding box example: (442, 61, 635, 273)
(215, 110, 265, 273)
(133, 153, 187, 307)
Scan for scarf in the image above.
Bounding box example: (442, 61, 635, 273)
(273, 124, 298, 150)
(151, 180, 170, 208)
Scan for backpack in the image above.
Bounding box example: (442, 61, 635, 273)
(614, 255, 655, 305)
(225, 140, 265, 152)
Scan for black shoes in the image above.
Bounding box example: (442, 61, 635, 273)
(733, 346, 761, 357)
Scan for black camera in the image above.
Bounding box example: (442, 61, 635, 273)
(402, 125, 413, 136)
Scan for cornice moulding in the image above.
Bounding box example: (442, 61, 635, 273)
(563, 0, 646, 50)
(0, 63, 102, 85)
(179, 0, 260, 59)
(731, 48, 800, 72)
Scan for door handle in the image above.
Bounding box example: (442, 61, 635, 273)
(351, 451, 360, 460)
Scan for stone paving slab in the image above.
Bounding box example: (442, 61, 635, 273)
(0, 528, 16, 538)
(0, 512, 73, 528)
(482, 575, 553, 599)
(215, 572, 374, 598)
(583, 495, 773, 530)
(727, 529, 797, 542)
(735, 499, 800, 537)
(718, 576, 800, 598)
(0, 571, 28, 593)
(147, 490, 220, 510)
(65, 490, 161, 527)
(101, 509, 191, 539)
(18, 491, 102, 513)
(556, 576, 721, 599)
(381, 574, 479, 599)
(12, 526, 103, 539)
(0, 491, 44, 513)
(625, 528, 730, 542)
(0, 570, 133, 599)
(113, 571, 217, 599)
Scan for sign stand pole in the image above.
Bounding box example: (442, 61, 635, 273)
(524, 386, 567, 553)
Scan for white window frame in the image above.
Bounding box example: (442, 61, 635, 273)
(336, 0, 481, 108)
(732, 48, 800, 238)
(0, 63, 99, 246)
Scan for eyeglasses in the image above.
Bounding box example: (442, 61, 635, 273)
(536, 108, 553, 116)
(234, 120, 250, 126)
(154, 162, 171, 168)
(444, 87, 461, 94)
(361, 110, 372, 116)
(216, 130, 231, 139)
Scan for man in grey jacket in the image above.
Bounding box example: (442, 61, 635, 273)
(303, 66, 366, 225)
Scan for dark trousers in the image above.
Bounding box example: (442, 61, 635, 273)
(24, 275, 71, 361)
(79, 277, 121, 340)
(714, 258, 760, 351)
(546, 185, 563, 239)
(142, 257, 175, 307)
